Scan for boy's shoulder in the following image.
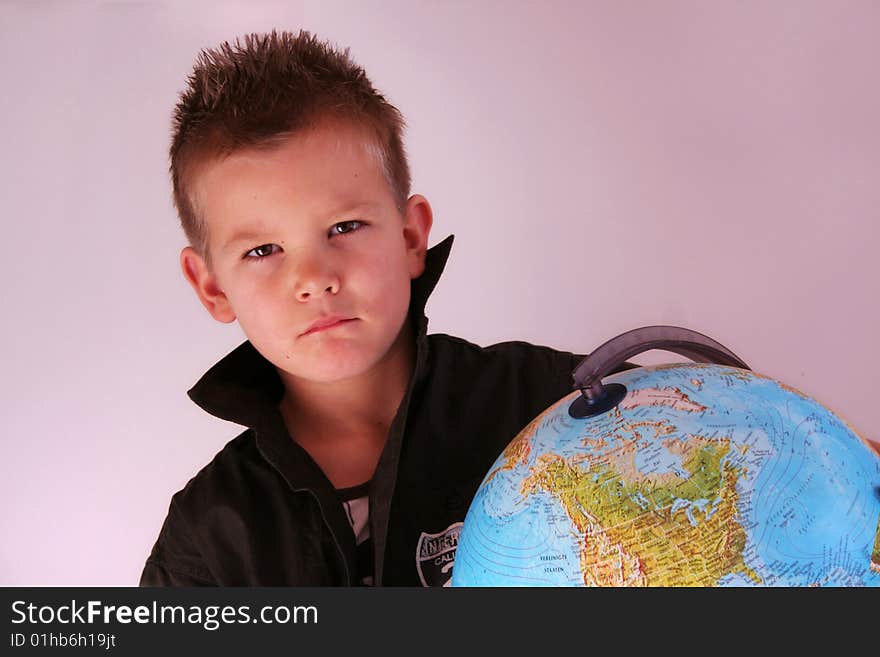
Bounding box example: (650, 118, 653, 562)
(421, 332, 587, 422)
(426, 331, 583, 378)
(166, 428, 263, 514)
(422, 331, 637, 419)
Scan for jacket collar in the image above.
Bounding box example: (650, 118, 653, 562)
(186, 234, 455, 430)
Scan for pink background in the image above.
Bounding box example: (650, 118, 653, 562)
(1, 1, 877, 585)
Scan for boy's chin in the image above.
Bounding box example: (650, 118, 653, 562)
(277, 355, 377, 385)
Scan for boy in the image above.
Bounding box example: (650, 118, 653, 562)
(140, 30, 624, 586)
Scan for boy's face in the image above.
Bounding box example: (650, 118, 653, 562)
(180, 120, 432, 385)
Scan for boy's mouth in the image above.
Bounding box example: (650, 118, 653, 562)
(301, 316, 357, 337)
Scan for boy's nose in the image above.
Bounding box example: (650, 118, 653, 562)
(296, 281, 338, 301)
(293, 257, 340, 301)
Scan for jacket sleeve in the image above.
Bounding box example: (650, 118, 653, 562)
(139, 497, 217, 587)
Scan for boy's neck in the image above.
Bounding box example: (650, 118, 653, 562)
(276, 317, 417, 444)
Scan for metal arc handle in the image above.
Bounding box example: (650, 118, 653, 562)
(572, 326, 750, 402)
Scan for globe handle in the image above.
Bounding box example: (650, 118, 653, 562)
(569, 326, 750, 418)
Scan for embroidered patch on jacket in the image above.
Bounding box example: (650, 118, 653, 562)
(415, 522, 463, 587)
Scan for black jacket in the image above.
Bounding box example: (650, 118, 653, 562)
(140, 235, 626, 586)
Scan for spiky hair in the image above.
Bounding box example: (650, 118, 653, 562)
(169, 29, 411, 270)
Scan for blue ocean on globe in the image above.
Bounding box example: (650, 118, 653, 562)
(452, 363, 880, 587)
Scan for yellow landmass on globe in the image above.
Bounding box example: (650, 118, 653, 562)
(619, 386, 707, 413)
(521, 436, 762, 586)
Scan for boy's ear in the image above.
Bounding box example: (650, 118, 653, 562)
(180, 247, 237, 323)
(402, 194, 433, 280)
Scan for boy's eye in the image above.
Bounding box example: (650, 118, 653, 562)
(329, 220, 364, 236)
(243, 244, 279, 260)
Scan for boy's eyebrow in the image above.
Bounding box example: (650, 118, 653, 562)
(221, 202, 379, 251)
(223, 230, 267, 251)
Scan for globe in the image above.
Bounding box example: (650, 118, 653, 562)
(452, 328, 880, 587)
